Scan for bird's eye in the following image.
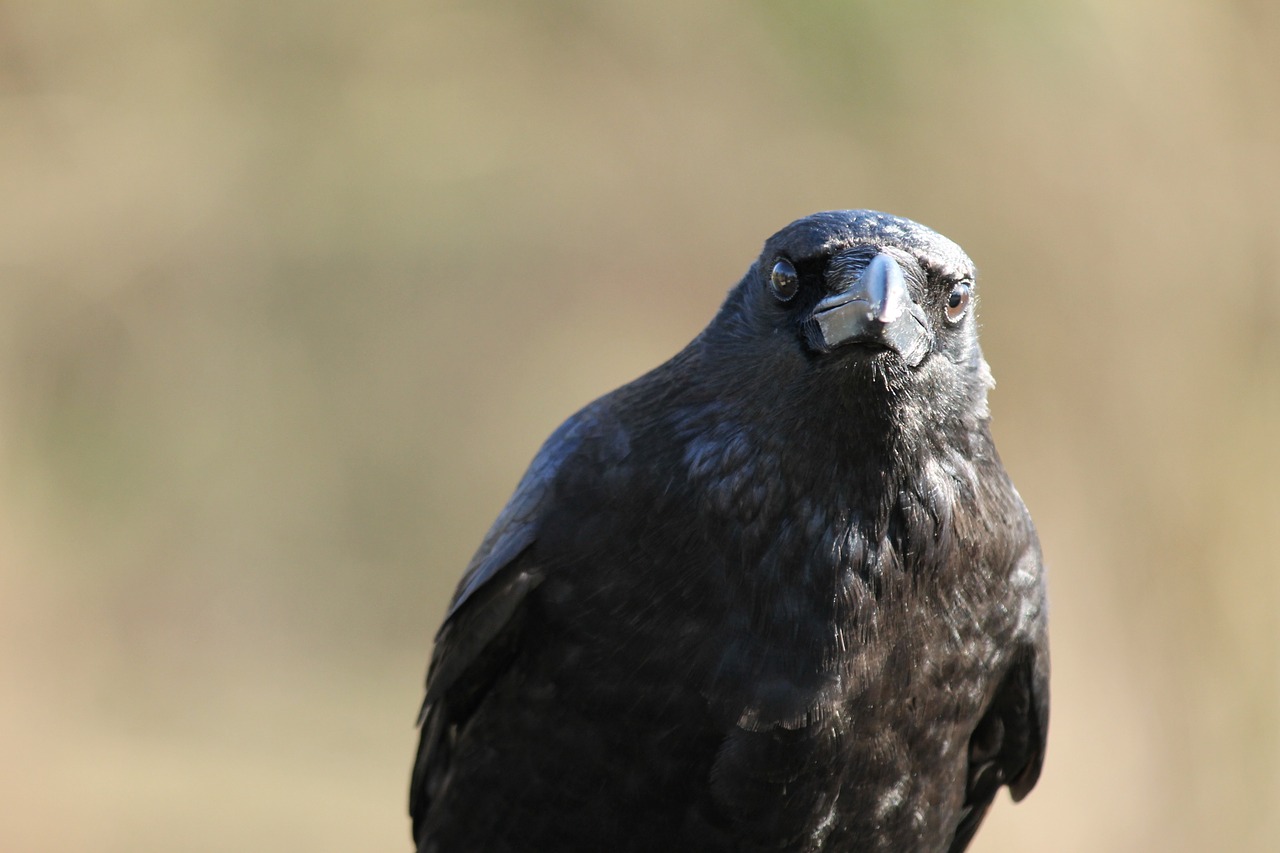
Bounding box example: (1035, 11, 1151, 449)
(945, 281, 972, 323)
(769, 259, 799, 302)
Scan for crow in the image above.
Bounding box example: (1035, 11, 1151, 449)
(410, 210, 1048, 853)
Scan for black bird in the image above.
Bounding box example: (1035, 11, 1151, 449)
(410, 210, 1048, 853)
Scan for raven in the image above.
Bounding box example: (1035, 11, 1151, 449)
(411, 210, 1048, 853)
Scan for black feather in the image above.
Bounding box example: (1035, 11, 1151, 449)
(410, 210, 1048, 853)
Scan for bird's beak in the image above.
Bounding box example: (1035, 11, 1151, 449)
(807, 252, 931, 366)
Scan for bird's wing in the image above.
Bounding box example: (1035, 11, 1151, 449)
(444, 404, 601, 620)
(948, 634, 1049, 853)
(409, 403, 606, 844)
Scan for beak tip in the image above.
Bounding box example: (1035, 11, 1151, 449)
(870, 301, 905, 324)
(863, 253, 908, 323)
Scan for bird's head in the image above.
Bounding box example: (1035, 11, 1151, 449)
(705, 210, 993, 426)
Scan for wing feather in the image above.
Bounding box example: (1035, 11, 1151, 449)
(409, 404, 609, 845)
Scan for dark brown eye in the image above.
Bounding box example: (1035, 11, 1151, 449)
(769, 259, 799, 302)
(945, 281, 972, 323)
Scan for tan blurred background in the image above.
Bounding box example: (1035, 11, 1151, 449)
(1, 1, 1277, 850)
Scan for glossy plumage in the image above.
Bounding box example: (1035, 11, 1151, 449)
(411, 210, 1048, 853)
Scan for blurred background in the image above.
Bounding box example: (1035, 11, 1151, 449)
(1, 1, 1277, 850)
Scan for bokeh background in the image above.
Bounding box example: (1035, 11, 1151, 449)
(2, 1, 1277, 850)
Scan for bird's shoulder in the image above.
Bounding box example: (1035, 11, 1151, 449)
(445, 401, 604, 615)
